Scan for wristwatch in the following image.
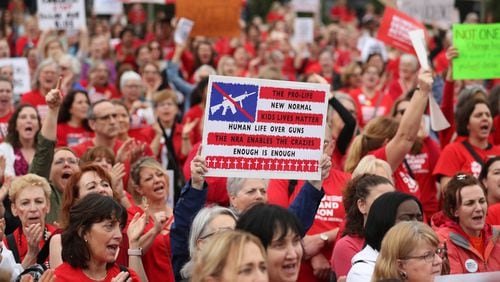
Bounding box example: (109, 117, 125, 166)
(128, 248, 143, 256)
(320, 233, 328, 242)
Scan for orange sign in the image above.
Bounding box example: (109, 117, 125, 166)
(176, 0, 241, 37)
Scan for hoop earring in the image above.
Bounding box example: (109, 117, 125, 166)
(400, 271, 408, 280)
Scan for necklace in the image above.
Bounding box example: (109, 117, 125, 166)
(82, 269, 107, 281)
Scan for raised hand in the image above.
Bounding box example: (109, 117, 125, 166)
(190, 145, 207, 189)
(417, 70, 434, 94)
(127, 212, 147, 248)
(45, 76, 63, 110)
(25, 223, 43, 254)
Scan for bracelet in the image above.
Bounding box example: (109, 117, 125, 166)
(128, 248, 142, 256)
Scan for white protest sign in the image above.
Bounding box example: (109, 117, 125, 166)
(94, 0, 124, 15)
(435, 271, 500, 282)
(408, 29, 429, 70)
(202, 75, 329, 180)
(409, 29, 450, 131)
(0, 58, 31, 96)
(174, 18, 194, 45)
(292, 0, 320, 13)
(293, 17, 314, 45)
(37, 0, 86, 31)
(397, 0, 456, 28)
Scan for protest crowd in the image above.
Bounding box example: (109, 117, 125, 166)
(0, 0, 499, 281)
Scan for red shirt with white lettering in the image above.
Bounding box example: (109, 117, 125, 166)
(434, 141, 500, 179)
(405, 137, 441, 219)
(20, 89, 49, 119)
(56, 123, 94, 147)
(268, 168, 350, 282)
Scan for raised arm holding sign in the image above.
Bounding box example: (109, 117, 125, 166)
(201, 75, 329, 181)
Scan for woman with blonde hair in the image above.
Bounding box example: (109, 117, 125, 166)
(4, 174, 55, 268)
(372, 221, 443, 282)
(352, 155, 393, 182)
(191, 230, 268, 282)
(128, 156, 175, 281)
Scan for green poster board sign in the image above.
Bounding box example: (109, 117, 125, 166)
(452, 23, 500, 80)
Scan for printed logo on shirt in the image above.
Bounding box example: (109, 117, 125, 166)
(315, 195, 343, 222)
(471, 161, 482, 178)
(406, 153, 429, 173)
(399, 170, 419, 194)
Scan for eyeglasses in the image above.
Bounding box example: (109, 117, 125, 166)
(402, 248, 445, 263)
(94, 113, 118, 121)
(199, 227, 233, 240)
(54, 158, 79, 165)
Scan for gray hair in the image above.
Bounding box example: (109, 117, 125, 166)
(180, 205, 237, 279)
(58, 54, 81, 77)
(32, 58, 59, 89)
(226, 177, 269, 197)
(119, 70, 141, 90)
(399, 54, 418, 71)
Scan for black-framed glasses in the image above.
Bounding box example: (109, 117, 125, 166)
(402, 248, 444, 263)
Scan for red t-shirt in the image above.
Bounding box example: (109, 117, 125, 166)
(71, 139, 124, 158)
(81, 81, 121, 104)
(54, 262, 140, 282)
(331, 235, 365, 277)
(126, 206, 175, 282)
(349, 88, 394, 128)
(330, 6, 356, 23)
(405, 137, 441, 218)
(15, 35, 39, 57)
(486, 203, 500, 226)
(56, 123, 94, 147)
(0, 110, 12, 143)
(20, 89, 49, 119)
(370, 146, 420, 198)
(494, 116, 500, 146)
(434, 141, 500, 179)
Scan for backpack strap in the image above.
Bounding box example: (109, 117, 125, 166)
(6, 233, 20, 263)
(461, 141, 486, 166)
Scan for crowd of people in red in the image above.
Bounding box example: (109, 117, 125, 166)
(0, 0, 499, 281)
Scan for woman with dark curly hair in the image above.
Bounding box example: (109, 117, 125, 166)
(0, 104, 41, 178)
(56, 89, 93, 147)
(331, 174, 394, 278)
